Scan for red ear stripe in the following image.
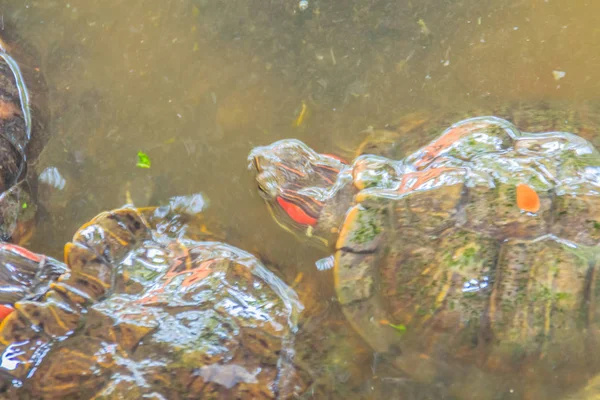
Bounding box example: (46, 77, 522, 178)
(0, 304, 14, 321)
(0, 243, 43, 263)
(276, 196, 318, 226)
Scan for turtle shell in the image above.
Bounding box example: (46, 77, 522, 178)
(336, 116, 600, 399)
(355, 100, 600, 161)
(0, 208, 307, 399)
(0, 31, 48, 243)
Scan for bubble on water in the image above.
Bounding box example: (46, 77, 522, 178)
(299, 0, 309, 11)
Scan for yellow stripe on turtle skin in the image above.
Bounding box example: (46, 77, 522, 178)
(48, 304, 69, 332)
(103, 228, 130, 246)
(70, 270, 112, 290)
(279, 190, 324, 219)
(74, 215, 104, 233)
(15, 300, 72, 334)
(48, 307, 70, 331)
(50, 282, 93, 305)
(266, 202, 328, 246)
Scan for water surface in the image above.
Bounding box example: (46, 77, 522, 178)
(2, 0, 600, 398)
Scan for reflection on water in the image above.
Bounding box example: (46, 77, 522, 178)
(1, 0, 600, 398)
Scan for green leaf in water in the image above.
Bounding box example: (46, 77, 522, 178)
(21, 202, 27, 209)
(136, 151, 151, 169)
(388, 323, 407, 335)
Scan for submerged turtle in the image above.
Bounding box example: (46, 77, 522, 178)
(250, 115, 600, 399)
(0, 207, 308, 399)
(0, 31, 49, 243)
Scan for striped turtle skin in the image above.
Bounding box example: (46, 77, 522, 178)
(250, 114, 600, 399)
(0, 207, 307, 399)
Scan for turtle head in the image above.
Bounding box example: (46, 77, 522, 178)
(249, 139, 353, 246)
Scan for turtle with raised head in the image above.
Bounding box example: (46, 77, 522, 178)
(250, 115, 600, 399)
(0, 207, 308, 399)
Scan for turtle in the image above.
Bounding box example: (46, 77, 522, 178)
(0, 30, 49, 243)
(249, 115, 600, 399)
(0, 207, 309, 399)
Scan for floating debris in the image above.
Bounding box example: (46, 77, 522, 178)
(299, 0, 309, 11)
(418, 18, 431, 36)
(293, 101, 308, 127)
(552, 70, 566, 81)
(136, 150, 151, 168)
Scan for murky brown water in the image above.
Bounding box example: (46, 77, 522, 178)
(2, 0, 600, 398)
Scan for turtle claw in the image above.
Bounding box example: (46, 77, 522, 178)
(315, 255, 335, 271)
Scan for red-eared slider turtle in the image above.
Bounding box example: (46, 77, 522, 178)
(0, 32, 48, 243)
(250, 116, 600, 399)
(0, 207, 307, 399)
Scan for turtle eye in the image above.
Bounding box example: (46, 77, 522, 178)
(256, 171, 279, 198)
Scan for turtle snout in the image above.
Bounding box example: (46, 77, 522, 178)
(255, 170, 279, 199)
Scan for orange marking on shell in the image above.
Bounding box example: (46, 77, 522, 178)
(414, 122, 479, 168)
(0, 305, 14, 321)
(0, 100, 20, 120)
(276, 196, 317, 226)
(516, 184, 540, 213)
